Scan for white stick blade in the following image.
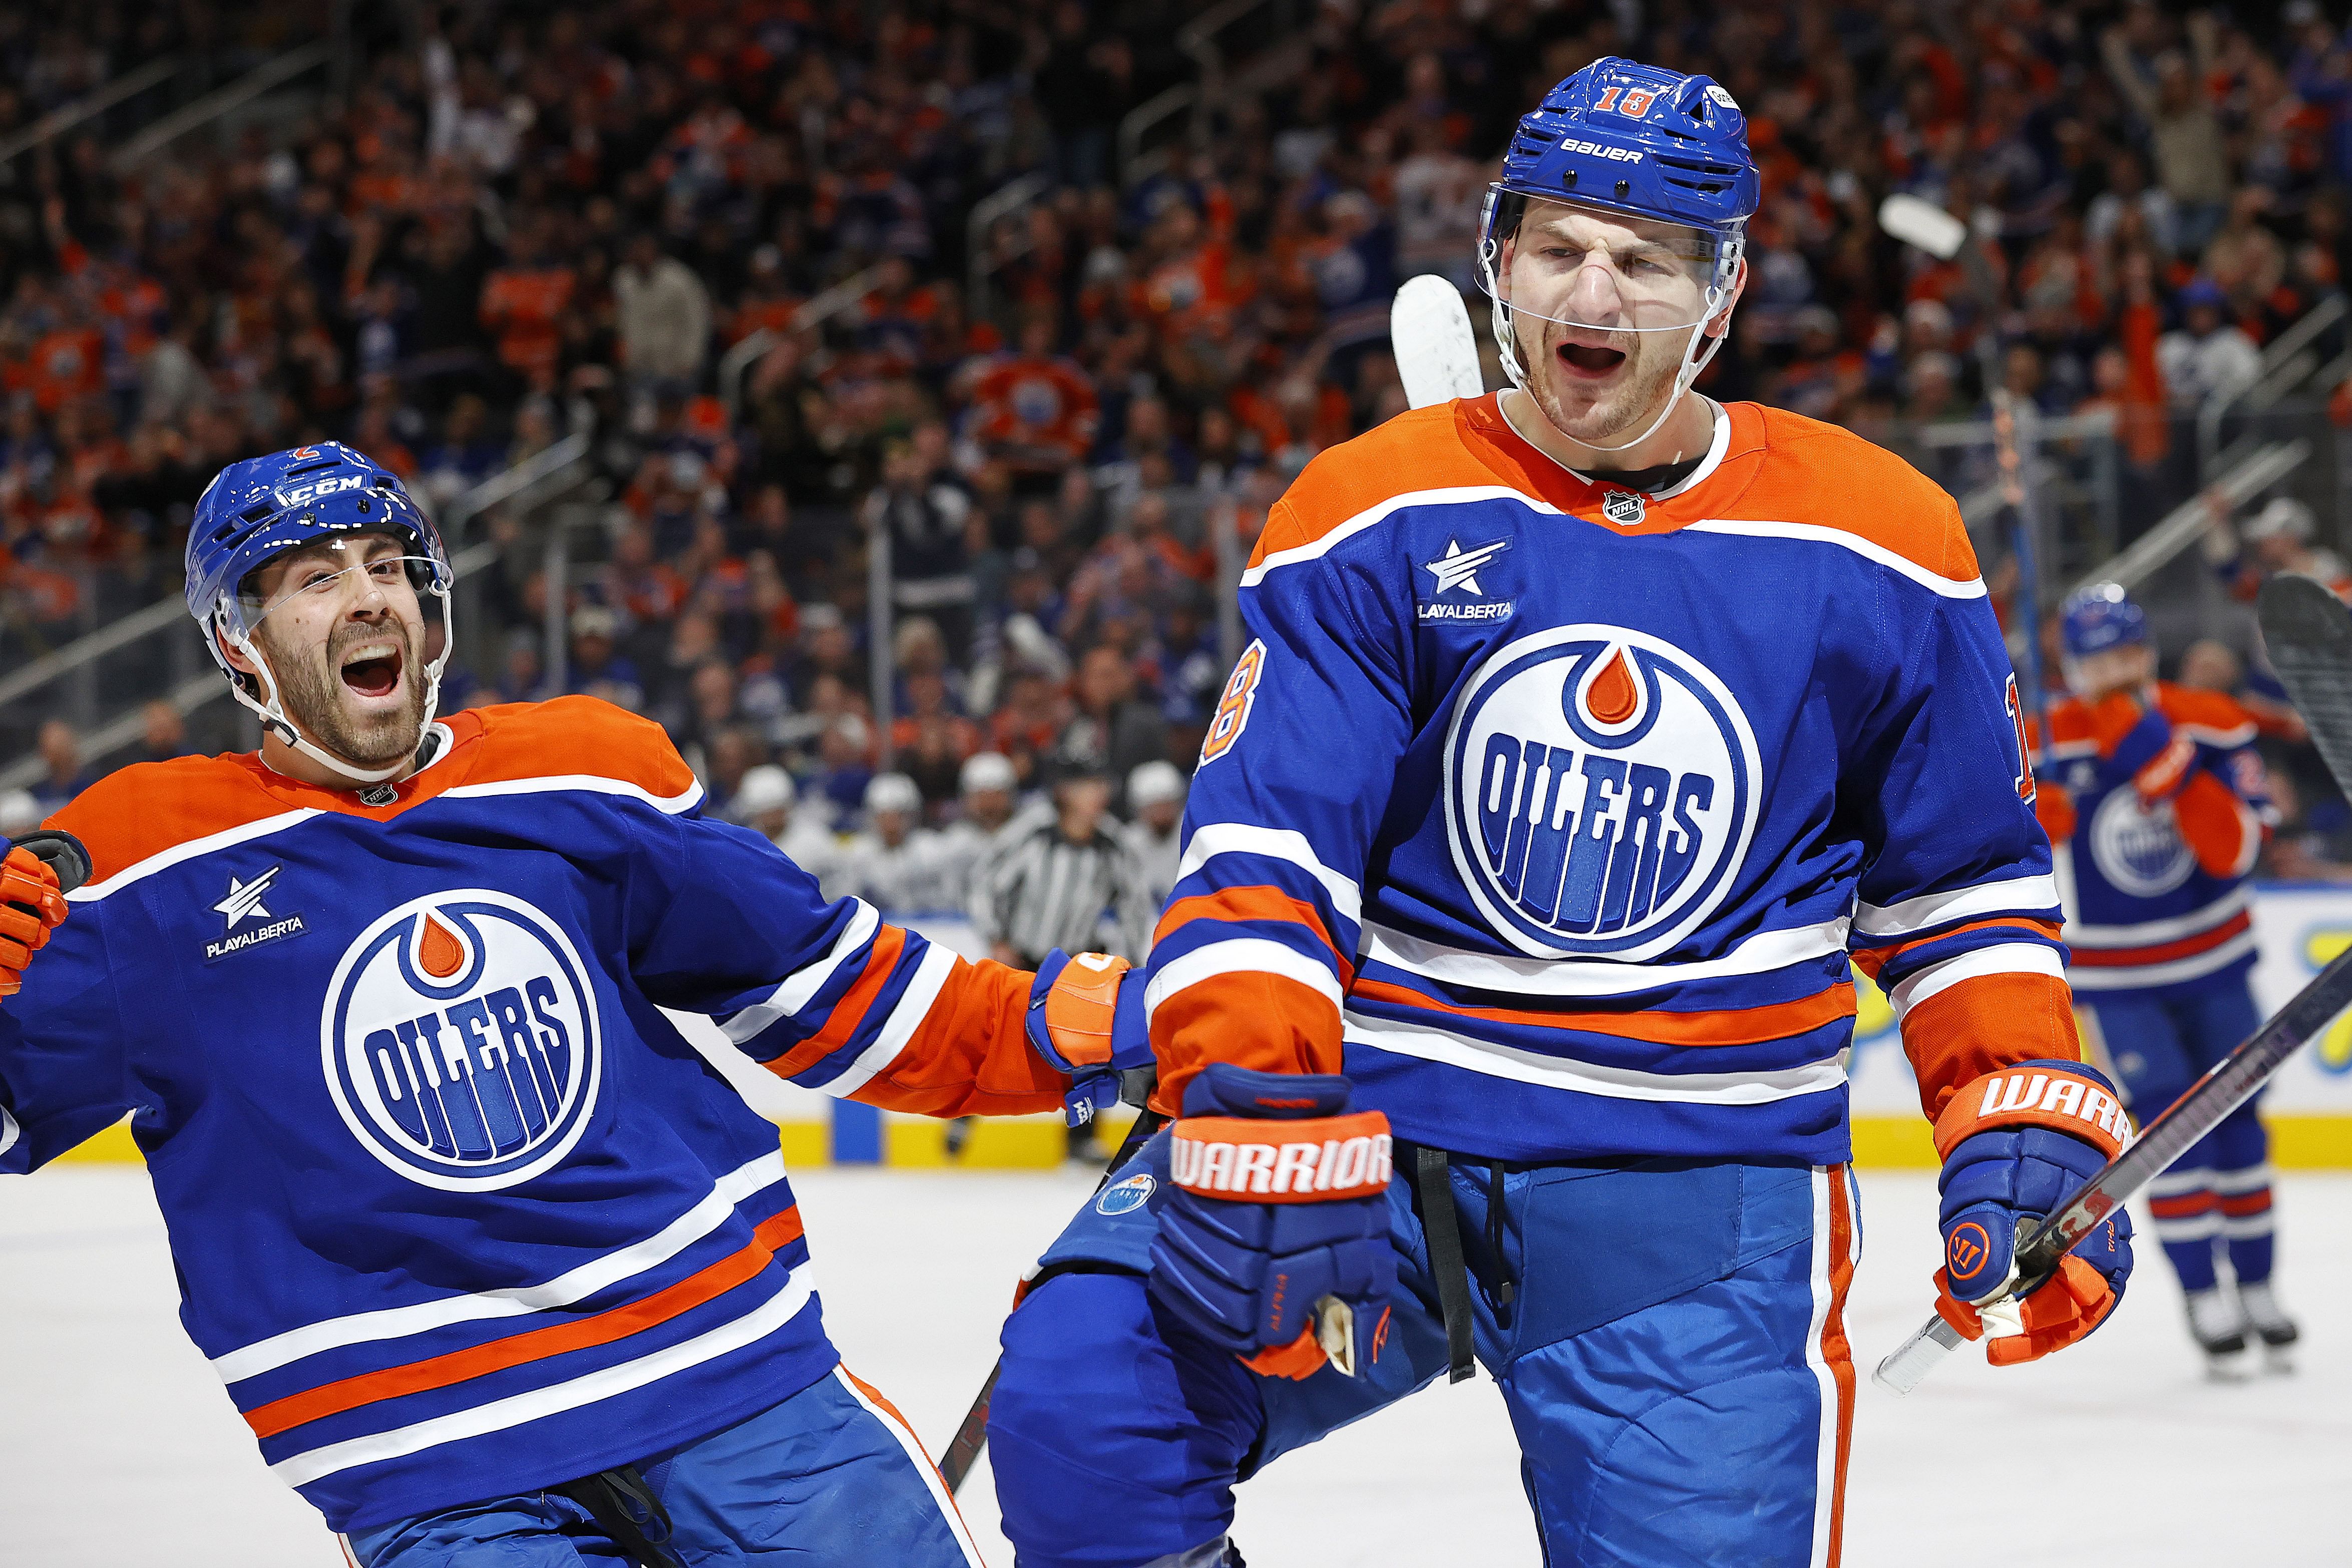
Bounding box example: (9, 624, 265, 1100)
(1877, 193, 1968, 261)
(1872, 1312, 1969, 1394)
(1390, 275, 1483, 410)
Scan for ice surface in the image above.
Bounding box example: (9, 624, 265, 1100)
(6, 1163, 2345, 1565)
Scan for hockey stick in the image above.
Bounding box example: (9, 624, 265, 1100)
(1875, 574, 2352, 1391)
(1877, 194, 2052, 755)
(936, 1101, 1165, 1493)
(1390, 275, 1483, 409)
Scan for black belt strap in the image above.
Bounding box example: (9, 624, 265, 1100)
(555, 1464, 681, 1567)
(1414, 1145, 1476, 1384)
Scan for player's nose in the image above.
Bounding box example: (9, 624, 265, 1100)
(1561, 258, 1627, 328)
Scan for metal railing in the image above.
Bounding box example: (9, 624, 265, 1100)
(0, 435, 596, 789)
(717, 263, 893, 420)
(2082, 438, 2312, 596)
(110, 41, 331, 172)
(2197, 293, 2346, 480)
(0, 56, 185, 166)
(966, 172, 1054, 327)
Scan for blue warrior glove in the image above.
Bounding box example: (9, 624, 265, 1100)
(1024, 950, 1155, 1127)
(1932, 1058, 2135, 1366)
(1146, 1063, 1397, 1380)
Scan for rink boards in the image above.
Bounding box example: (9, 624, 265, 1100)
(57, 891, 2352, 1169)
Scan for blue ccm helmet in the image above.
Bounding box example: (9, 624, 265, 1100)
(1478, 58, 1760, 449)
(186, 442, 453, 784)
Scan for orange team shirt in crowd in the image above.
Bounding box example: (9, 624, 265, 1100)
(9, 327, 105, 414)
(480, 265, 577, 381)
(969, 354, 1100, 469)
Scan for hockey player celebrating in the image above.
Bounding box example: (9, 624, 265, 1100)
(0, 443, 1148, 1565)
(985, 59, 2134, 1566)
(2040, 583, 2296, 1372)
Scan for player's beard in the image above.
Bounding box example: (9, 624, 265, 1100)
(257, 616, 429, 768)
(1515, 312, 1694, 453)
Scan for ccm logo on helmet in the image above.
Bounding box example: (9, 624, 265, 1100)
(274, 473, 367, 510)
(1558, 138, 1643, 162)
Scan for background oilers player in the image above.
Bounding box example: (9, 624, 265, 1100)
(983, 58, 2135, 1568)
(2039, 584, 2297, 1372)
(0, 442, 1151, 1565)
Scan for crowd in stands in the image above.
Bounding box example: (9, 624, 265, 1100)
(18, 0, 2352, 918)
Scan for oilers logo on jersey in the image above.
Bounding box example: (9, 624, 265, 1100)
(323, 888, 603, 1192)
(1443, 625, 1759, 959)
(2087, 789, 2195, 898)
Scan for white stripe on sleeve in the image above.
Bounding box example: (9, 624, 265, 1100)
(720, 902, 881, 1045)
(1175, 823, 1363, 925)
(1885, 942, 2065, 1023)
(1851, 875, 2060, 941)
(820, 942, 960, 1099)
(1144, 937, 1346, 1023)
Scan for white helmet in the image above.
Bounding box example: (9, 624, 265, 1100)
(732, 765, 795, 820)
(865, 771, 922, 816)
(960, 751, 1017, 795)
(1127, 759, 1186, 809)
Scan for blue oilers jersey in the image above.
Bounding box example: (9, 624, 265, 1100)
(1148, 396, 2079, 1162)
(0, 698, 1064, 1533)
(2039, 683, 2273, 996)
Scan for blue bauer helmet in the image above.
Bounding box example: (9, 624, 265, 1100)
(2057, 582, 2151, 696)
(185, 442, 455, 783)
(1477, 57, 1760, 448)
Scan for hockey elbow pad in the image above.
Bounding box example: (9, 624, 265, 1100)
(1146, 1063, 1397, 1381)
(1931, 1059, 2136, 1366)
(1026, 951, 1153, 1127)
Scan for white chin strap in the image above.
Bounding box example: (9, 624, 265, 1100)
(1491, 294, 1731, 457)
(213, 589, 450, 787)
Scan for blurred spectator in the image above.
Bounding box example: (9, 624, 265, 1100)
(29, 720, 92, 811)
(564, 606, 646, 711)
(2158, 280, 2261, 410)
(1051, 646, 1168, 804)
(2177, 640, 2245, 694)
(1122, 759, 1188, 910)
(615, 233, 713, 390)
(137, 702, 191, 766)
(867, 449, 976, 654)
(2205, 493, 2351, 600)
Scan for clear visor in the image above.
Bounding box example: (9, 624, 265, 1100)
(235, 543, 452, 665)
(1477, 189, 1733, 333)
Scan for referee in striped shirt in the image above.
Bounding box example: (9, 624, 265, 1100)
(968, 761, 1159, 1158)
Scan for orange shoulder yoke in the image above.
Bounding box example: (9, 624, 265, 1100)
(2155, 683, 2257, 737)
(1250, 399, 1510, 569)
(1726, 406, 1980, 584)
(47, 754, 291, 889)
(462, 696, 699, 799)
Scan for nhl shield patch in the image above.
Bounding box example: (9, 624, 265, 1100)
(1601, 490, 1646, 527)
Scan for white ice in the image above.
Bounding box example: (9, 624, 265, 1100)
(5, 1164, 2344, 1565)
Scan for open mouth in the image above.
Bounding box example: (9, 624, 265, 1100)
(338, 640, 405, 700)
(1556, 341, 1628, 377)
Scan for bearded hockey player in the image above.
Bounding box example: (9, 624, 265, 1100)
(0, 443, 1147, 1565)
(983, 59, 2134, 1567)
(2040, 584, 2296, 1372)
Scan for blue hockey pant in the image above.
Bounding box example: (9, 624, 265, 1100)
(2085, 978, 2275, 1292)
(343, 1364, 982, 1567)
(989, 1134, 1861, 1567)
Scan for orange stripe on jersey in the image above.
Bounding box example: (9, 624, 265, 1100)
(1149, 969, 1343, 1116)
(241, 1207, 805, 1440)
(1155, 888, 1348, 975)
(457, 695, 699, 798)
(2171, 771, 2261, 878)
(1897, 970, 2083, 1121)
(2218, 1190, 2273, 1218)
(1819, 1167, 1857, 1568)
(1349, 976, 1855, 1046)
(762, 926, 909, 1082)
(1850, 917, 2063, 981)
(2148, 1192, 2216, 1220)
(2070, 910, 2250, 967)
(846, 952, 1065, 1119)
